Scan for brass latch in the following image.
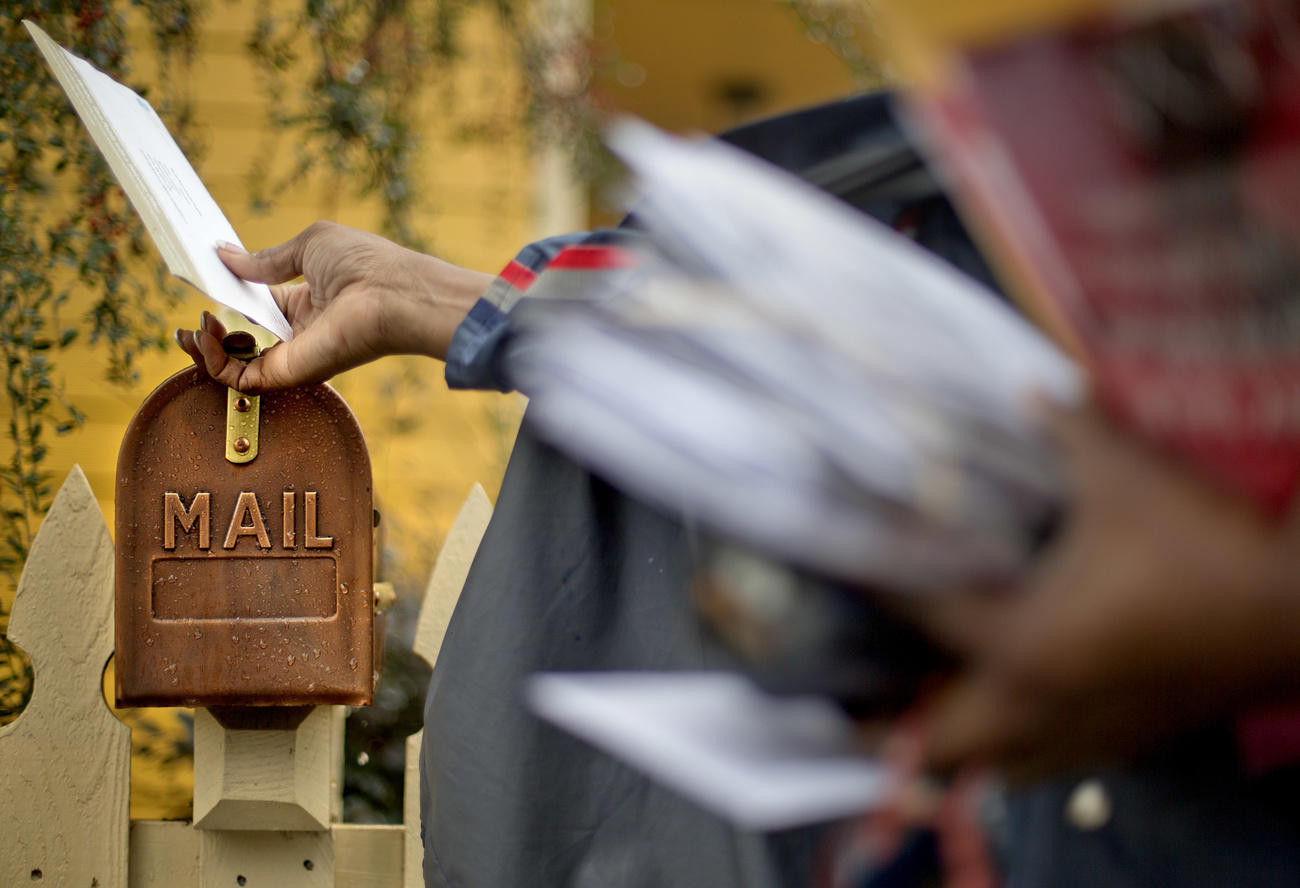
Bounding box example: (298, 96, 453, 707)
(222, 332, 260, 464)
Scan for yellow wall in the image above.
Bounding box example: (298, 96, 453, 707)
(6, 0, 871, 819)
(597, 0, 866, 134)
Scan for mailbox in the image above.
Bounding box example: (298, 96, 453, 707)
(115, 335, 375, 707)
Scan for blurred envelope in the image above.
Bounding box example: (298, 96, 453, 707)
(526, 671, 889, 831)
(507, 120, 1085, 590)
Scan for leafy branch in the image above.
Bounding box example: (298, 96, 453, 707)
(0, 2, 202, 598)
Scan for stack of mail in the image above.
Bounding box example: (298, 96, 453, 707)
(506, 120, 1083, 592)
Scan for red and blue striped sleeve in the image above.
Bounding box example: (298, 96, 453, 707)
(445, 229, 645, 391)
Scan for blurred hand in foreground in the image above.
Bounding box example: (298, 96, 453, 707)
(175, 221, 494, 392)
(895, 402, 1300, 780)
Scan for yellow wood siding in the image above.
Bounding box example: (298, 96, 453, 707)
(7, 0, 870, 820)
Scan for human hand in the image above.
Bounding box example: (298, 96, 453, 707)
(892, 402, 1300, 780)
(175, 221, 494, 392)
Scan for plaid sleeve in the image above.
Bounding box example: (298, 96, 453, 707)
(445, 229, 645, 391)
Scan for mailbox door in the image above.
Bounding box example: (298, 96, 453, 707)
(116, 368, 374, 707)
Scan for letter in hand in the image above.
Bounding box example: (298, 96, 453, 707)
(175, 221, 495, 392)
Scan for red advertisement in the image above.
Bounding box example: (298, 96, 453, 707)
(910, 0, 1300, 513)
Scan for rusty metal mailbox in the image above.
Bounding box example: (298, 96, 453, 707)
(115, 343, 375, 708)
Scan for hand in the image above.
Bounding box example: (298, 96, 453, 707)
(175, 221, 494, 392)
(894, 402, 1300, 780)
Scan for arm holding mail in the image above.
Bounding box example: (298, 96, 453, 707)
(176, 220, 495, 392)
(177, 220, 625, 394)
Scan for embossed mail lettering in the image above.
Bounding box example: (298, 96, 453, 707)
(163, 491, 209, 549)
(224, 491, 271, 549)
(163, 489, 334, 551)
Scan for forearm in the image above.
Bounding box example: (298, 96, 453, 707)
(395, 251, 494, 362)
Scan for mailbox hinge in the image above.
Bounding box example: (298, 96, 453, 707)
(222, 332, 261, 464)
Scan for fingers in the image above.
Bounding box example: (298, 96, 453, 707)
(192, 326, 252, 390)
(174, 311, 225, 369)
(173, 311, 274, 393)
(174, 328, 200, 366)
(202, 309, 227, 340)
(173, 300, 348, 393)
(268, 283, 293, 318)
(217, 224, 320, 285)
(920, 672, 1032, 776)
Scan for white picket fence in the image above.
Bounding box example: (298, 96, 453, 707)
(0, 466, 493, 888)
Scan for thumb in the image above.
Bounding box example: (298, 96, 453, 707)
(217, 232, 311, 286)
(244, 331, 339, 391)
(921, 671, 1029, 776)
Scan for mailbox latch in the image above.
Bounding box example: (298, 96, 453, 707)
(223, 332, 260, 464)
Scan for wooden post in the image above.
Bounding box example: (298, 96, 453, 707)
(0, 467, 130, 888)
(192, 705, 335, 832)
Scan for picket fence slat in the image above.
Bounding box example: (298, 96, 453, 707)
(0, 466, 130, 888)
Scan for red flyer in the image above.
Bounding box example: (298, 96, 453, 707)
(909, 0, 1300, 513)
